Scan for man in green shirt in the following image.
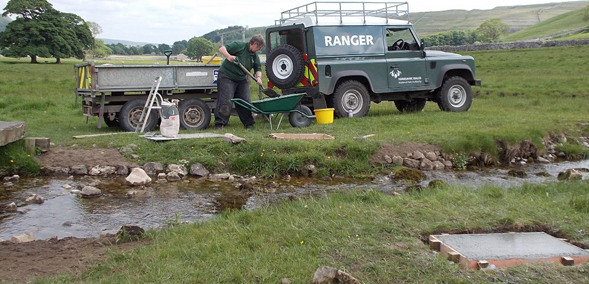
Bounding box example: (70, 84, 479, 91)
(214, 34, 265, 129)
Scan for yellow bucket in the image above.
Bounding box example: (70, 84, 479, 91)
(314, 108, 334, 124)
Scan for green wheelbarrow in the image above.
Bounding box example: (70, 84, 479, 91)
(231, 93, 315, 129)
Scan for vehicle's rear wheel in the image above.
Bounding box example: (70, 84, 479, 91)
(332, 80, 370, 118)
(266, 45, 305, 89)
(394, 98, 426, 112)
(289, 105, 313, 128)
(119, 99, 158, 132)
(436, 76, 472, 112)
(103, 112, 120, 127)
(178, 98, 211, 130)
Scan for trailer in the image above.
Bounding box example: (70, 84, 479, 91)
(75, 61, 219, 131)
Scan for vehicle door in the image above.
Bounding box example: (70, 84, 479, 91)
(385, 27, 429, 91)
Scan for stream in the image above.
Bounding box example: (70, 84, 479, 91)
(1, 160, 587, 241)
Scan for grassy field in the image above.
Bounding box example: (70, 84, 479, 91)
(1, 47, 588, 282)
(39, 182, 589, 283)
(1, 45, 589, 177)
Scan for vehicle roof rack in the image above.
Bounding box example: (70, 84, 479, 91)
(275, 1, 410, 27)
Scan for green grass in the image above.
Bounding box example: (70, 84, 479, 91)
(37, 181, 589, 283)
(2, 45, 589, 177)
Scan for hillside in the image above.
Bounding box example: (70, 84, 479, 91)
(502, 7, 589, 41)
(410, 1, 589, 36)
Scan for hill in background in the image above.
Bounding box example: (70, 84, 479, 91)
(410, 1, 588, 36)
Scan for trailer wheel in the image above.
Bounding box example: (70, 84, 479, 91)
(289, 105, 313, 128)
(119, 99, 158, 132)
(179, 98, 211, 130)
(266, 45, 305, 89)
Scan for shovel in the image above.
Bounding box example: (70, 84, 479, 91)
(234, 61, 280, 99)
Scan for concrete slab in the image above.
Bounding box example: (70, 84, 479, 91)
(430, 232, 589, 269)
(0, 121, 26, 146)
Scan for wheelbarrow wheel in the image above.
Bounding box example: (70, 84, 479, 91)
(289, 105, 313, 128)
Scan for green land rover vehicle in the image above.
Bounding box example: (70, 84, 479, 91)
(264, 1, 481, 118)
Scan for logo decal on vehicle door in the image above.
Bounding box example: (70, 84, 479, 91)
(390, 66, 402, 79)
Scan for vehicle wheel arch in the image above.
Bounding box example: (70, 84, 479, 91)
(326, 70, 374, 95)
(435, 64, 475, 88)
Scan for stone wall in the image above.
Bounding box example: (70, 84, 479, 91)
(427, 39, 589, 52)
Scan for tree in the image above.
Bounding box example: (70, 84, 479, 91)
(158, 43, 171, 55)
(0, 0, 92, 63)
(476, 18, 509, 43)
(186, 37, 213, 61)
(172, 40, 188, 55)
(86, 21, 102, 37)
(582, 5, 589, 23)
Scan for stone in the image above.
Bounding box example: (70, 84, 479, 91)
(0, 121, 26, 147)
(443, 160, 453, 168)
(10, 232, 35, 243)
(3, 182, 14, 187)
(281, 278, 292, 284)
(157, 173, 167, 179)
(166, 171, 182, 182)
(412, 150, 425, 160)
(126, 168, 152, 185)
(312, 266, 360, 284)
(143, 162, 164, 176)
(70, 165, 88, 175)
(81, 186, 102, 197)
(223, 133, 246, 144)
(383, 155, 393, 164)
(557, 169, 582, 181)
(89, 166, 117, 176)
(209, 173, 232, 180)
(24, 137, 50, 153)
(425, 151, 438, 161)
(25, 194, 44, 204)
(5, 202, 18, 212)
(42, 166, 70, 176)
(420, 159, 435, 171)
(3, 174, 20, 182)
(166, 164, 187, 177)
(119, 147, 134, 154)
(307, 164, 317, 175)
(392, 155, 404, 165)
(62, 184, 72, 190)
(508, 170, 527, 178)
(117, 165, 129, 176)
(537, 156, 551, 164)
(190, 163, 210, 177)
(403, 158, 420, 169)
(433, 161, 446, 170)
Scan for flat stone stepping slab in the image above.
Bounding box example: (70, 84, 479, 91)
(430, 232, 589, 269)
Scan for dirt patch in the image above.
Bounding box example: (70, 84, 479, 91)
(0, 234, 148, 283)
(370, 142, 441, 164)
(35, 146, 137, 168)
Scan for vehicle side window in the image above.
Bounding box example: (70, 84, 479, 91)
(386, 28, 418, 51)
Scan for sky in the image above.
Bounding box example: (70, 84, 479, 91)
(1, 0, 587, 44)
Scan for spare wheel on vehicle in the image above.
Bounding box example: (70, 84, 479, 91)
(266, 45, 305, 89)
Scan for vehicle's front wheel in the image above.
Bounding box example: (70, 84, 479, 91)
(289, 105, 313, 128)
(178, 98, 211, 130)
(436, 76, 472, 112)
(394, 99, 426, 112)
(119, 99, 158, 132)
(332, 80, 370, 118)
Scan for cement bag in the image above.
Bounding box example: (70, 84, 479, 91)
(160, 100, 180, 138)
